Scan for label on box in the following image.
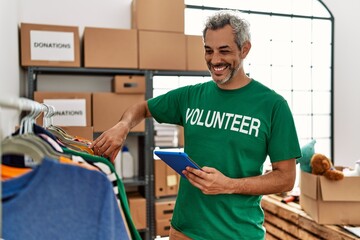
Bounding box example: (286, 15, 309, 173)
(30, 30, 75, 61)
(43, 99, 86, 126)
(167, 175, 177, 186)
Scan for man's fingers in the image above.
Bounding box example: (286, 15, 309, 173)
(110, 148, 121, 163)
(90, 134, 103, 148)
(92, 137, 108, 155)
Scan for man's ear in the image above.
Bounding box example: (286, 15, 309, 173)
(240, 41, 251, 59)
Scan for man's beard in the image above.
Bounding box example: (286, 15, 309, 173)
(209, 63, 241, 85)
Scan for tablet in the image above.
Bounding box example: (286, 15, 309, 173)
(154, 150, 202, 178)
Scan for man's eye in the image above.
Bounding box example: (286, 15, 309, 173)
(220, 50, 230, 54)
(205, 50, 213, 54)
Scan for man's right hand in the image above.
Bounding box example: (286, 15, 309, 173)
(90, 121, 130, 163)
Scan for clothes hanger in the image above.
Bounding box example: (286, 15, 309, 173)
(1, 99, 47, 165)
(2, 100, 71, 165)
(42, 104, 90, 148)
(41, 104, 94, 155)
(1, 137, 45, 164)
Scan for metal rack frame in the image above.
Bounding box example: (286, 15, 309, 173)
(25, 66, 209, 239)
(26, 66, 152, 239)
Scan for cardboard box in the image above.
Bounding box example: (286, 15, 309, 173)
(112, 75, 145, 94)
(156, 218, 171, 237)
(139, 31, 186, 70)
(20, 23, 80, 67)
(132, 0, 184, 33)
(59, 126, 94, 141)
(155, 199, 176, 220)
(154, 159, 180, 198)
(300, 170, 360, 224)
(84, 27, 138, 69)
(92, 93, 145, 132)
(34, 92, 92, 127)
(186, 35, 207, 71)
(128, 193, 147, 229)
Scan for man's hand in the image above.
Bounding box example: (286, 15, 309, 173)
(183, 166, 234, 195)
(89, 122, 130, 163)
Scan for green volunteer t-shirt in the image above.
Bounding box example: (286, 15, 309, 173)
(148, 79, 301, 239)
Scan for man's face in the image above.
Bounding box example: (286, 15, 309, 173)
(204, 25, 243, 85)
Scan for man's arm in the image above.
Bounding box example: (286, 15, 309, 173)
(183, 158, 296, 195)
(90, 100, 152, 162)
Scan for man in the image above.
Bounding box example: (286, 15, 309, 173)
(91, 10, 301, 239)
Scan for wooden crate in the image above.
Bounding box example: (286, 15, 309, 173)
(262, 195, 359, 240)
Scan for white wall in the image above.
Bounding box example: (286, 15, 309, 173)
(1, 0, 360, 168)
(0, 0, 21, 138)
(19, 0, 132, 32)
(322, 0, 360, 167)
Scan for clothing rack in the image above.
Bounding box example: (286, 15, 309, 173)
(1, 97, 135, 239)
(0, 97, 47, 112)
(0, 97, 47, 238)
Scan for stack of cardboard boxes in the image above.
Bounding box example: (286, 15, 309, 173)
(154, 158, 179, 236)
(20, 0, 201, 235)
(20, 0, 206, 140)
(155, 198, 176, 236)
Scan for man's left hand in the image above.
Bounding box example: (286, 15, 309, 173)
(183, 166, 234, 195)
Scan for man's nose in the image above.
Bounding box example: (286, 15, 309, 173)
(211, 52, 222, 65)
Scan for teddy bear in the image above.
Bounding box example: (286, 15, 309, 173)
(310, 153, 344, 181)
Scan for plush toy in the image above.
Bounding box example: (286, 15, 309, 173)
(310, 153, 344, 181)
(296, 139, 316, 173)
(343, 159, 360, 177)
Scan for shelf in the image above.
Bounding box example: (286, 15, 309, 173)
(25, 66, 211, 240)
(153, 69, 210, 77)
(26, 66, 150, 99)
(27, 66, 146, 76)
(123, 177, 147, 187)
(26, 66, 154, 240)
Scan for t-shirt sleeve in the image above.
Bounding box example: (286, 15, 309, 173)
(147, 86, 188, 125)
(267, 100, 301, 162)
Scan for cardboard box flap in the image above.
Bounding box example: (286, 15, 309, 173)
(300, 171, 318, 200)
(320, 176, 360, 201)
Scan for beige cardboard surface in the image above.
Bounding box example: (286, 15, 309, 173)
(320, 176, 360, 201)
(84, 27, 138, 69)
(186, 35, 208, 71)
(34, 92, 92, 127)
(139, 31, 186, 70)
(20, 23, 80, 67)
(113, 75, 145, 94)
(132, 0, 184, 33)
(92, 92, 145, 132)
(300, 171, 360, 224)
(156, 218, 171, 237)
(166, 168, 179, 196)
(155, 159, 168, 198)
(155, 199, 175, 220)
(128, 193, 147, 229)
(154, 159, 180, 197)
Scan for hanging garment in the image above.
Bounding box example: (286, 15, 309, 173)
(62, 147, 142, 240)
(2, 158, 130, 240)
(1, 164, 31, 180)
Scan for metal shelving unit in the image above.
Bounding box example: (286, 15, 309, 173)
(26, 66, 154, 240)
(25, 66, 210, 239)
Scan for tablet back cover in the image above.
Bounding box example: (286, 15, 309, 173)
(154, 151, 200, 178)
